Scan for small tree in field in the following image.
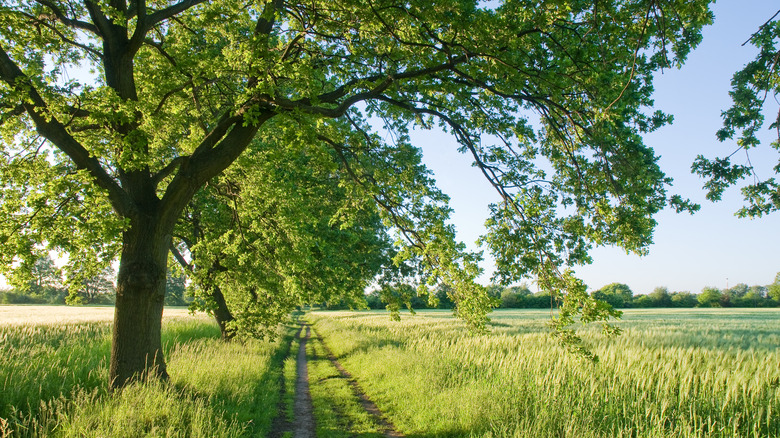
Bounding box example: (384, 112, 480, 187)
(70, 265, 116, 305)
(27, 256, 65, 302)
(0, 0, 713, 387)
(164, 270, 187, 307)
(593, 283, 634, 308)
(698, 287, 723, 307)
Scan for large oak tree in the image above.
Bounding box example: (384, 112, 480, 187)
(0, 0, 712, 388)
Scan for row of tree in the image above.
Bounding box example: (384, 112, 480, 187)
(0, 256, 188, 306)
(9, 256, 777, 311)
(589, 279, 780, 308)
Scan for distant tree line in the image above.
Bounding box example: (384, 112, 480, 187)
(587, 277, 780, 309)
(7, 256, 779, 311)
(326, 272, 780, 311)
(0, 255, 189, 306)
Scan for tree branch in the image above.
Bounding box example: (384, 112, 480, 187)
(152, 156, 186, 187)
(31, 0, 99, 34)
(159, 109, 273, 230)
(312, 55, 466, 106)
(743, 9, 780, 46)
(129, 0, 147, 51)
(170, 243, 193, 273)
(145, 0, 208, 29)
(0, 44, 133, 217)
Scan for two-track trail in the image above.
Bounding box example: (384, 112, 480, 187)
(293, 324, 316, 438)
(272, 321, 404, 438)
(310, 325, 405, 438)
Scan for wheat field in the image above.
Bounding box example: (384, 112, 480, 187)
(310, 309, 780, 437)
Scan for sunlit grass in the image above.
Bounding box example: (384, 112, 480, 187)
(0, 304, 193, 325)
(310, 309, 780, 437)
(1, 306, 294, 437)
(305, 328, 384, 438)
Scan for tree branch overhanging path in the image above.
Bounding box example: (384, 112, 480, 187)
(0, 0, 714, 388)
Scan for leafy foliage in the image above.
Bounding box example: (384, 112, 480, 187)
(176, 126, 404, 337)
(693, 12, 780, 217)
(592, 283, 634, 308)
(0, 0, 714, 375)
(164, 270, 188, 306)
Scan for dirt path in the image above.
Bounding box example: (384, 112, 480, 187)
(278, 321, 404, 438)
(293, 324, 316, 438)
(311, 326, 405, 438)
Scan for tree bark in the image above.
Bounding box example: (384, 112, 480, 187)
(109, 214, 171, 390)
(209, 284, 236, 341)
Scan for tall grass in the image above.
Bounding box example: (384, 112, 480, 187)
(310, 309, 780, 437)
(1, 312, 295, 437)
(305, 328, 384, 438)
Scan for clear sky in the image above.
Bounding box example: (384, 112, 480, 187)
(415, 0, 780, 295)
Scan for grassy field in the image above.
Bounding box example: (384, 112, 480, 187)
(2, 306, 778, 437)
(309, 308, 780, 438)
(0, 306, 296, 437)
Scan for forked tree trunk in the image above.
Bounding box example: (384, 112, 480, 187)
(110, 215, 171, 390)
(210, 284, 236, 340)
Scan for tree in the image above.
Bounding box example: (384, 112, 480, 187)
(592, 283, 633, 308)
(172, 135, 395, 338)
(0, 0, 713, 387)
(69, 265, 116, 304)
(365, 290, 384, 310)
(742, 285, 767, 307)
(486, 284, 505, 300)
(670, 291, 698, 308)
(28, 256, 64, 298)
(693, 12, 780, 217)
(498, 284, 532, 308)
(633, 294, 653, 308)
(433, 284, 456, 310)
(500, 289, 520, 308)
(698, 287, 723, 307)
(164, 270, 187, 307)
(648, 286, 672, 307)
(722, 283, 749, 307)
(768, 272, 780, 303)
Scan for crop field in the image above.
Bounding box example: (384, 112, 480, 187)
(1, 306, 778, 437)
(309, 309, 780, 437)
(0, 305, 193, 325)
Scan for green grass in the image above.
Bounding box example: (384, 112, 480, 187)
(309, 308, 780, 438)
(1, 313, 296, 437)
(305, 325, 384, 438)
(5, 306, 777, 437)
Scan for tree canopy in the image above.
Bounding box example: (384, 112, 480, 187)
(693, 11, 780, 217)
(0, 0, 713, 386)
(172, 124, 405, 339)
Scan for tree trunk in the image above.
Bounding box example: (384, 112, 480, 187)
(210, 284, 236, 340)
(109, 215, 171, 390)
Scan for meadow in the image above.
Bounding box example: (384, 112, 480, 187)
(309, 308, 780, 438)
(1, 306, 778, 437)
(0, 305, 296, 437)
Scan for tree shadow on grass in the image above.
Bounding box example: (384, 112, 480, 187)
(170, 325, 299, 438)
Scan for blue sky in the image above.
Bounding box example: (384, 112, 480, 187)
(416, 0, 780, 294)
